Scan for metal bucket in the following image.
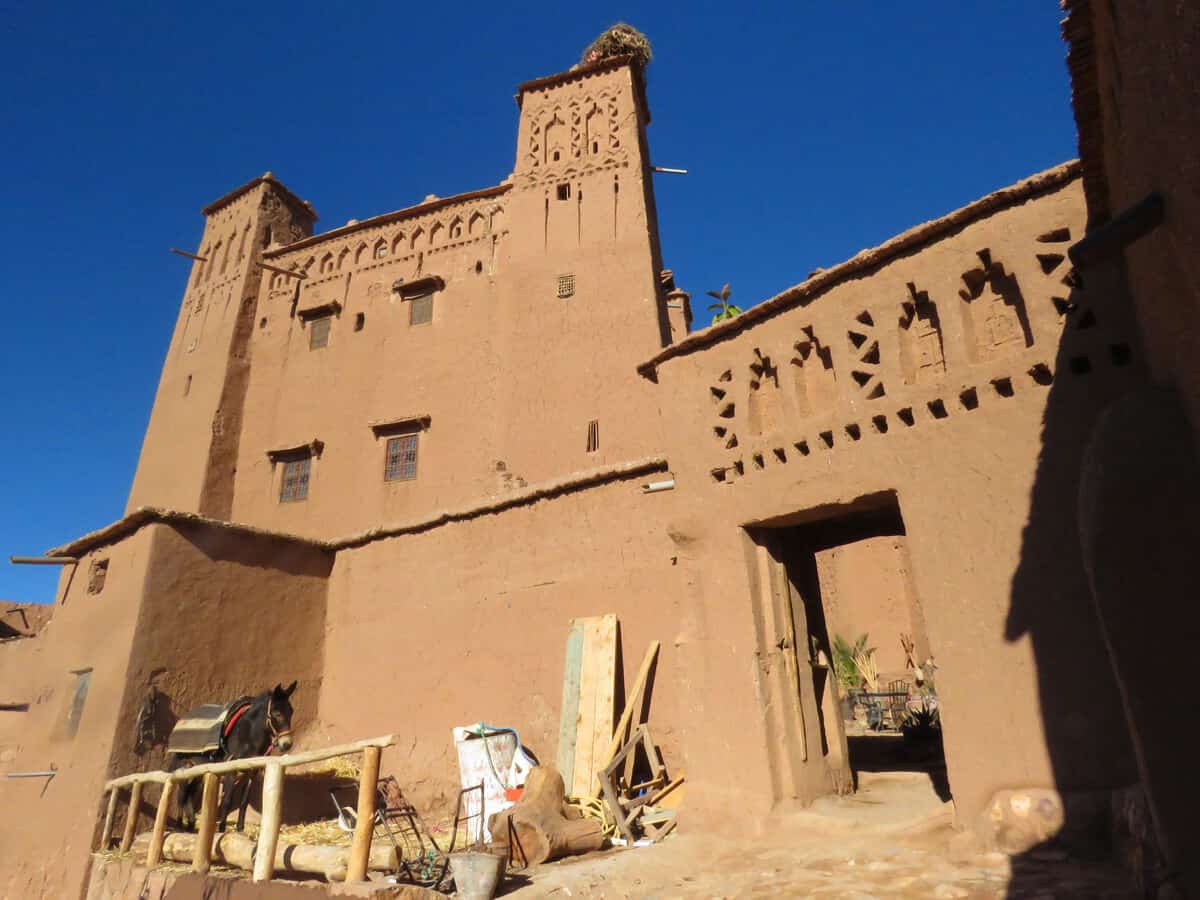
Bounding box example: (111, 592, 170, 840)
(448, 849, 505, 900)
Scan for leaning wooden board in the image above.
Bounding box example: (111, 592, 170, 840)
(555, 619, 586, 786)
(555, 614, 618, 797)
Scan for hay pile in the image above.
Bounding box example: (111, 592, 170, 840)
(581, 23, 652, 69)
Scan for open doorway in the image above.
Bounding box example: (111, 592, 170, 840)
(749, 493, 950, 815)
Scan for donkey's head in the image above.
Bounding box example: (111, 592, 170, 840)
(266, 681, 297, 753)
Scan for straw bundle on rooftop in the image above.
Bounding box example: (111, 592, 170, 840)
(581, 23, 652, 69)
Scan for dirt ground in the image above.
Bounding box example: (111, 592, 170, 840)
(502, 774, 1137, 899)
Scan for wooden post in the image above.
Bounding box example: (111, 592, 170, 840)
(120, 780, 143, 853)
(593, 640, 660, 797)
(345, 747, 381, 882)
(146, 780, 175, 866)
(253, 762, 284, 882)
(192, 772, 220, 873)
(99, 788, 119, 851)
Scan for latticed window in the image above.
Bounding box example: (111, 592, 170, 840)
(557, 274, 576, 299)
(385, 434, 419, 482)
(309, 316, 331, 350)
(280, 456, 311, 502)
(409, 292, 433, 326)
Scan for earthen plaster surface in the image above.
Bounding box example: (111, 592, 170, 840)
(0, 44, 1172, 900)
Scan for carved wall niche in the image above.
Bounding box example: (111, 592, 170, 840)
(544, 112, 567, 164)
(791, 326, 838, 418)
(898, 283, 946, 385)
(746, 349, 784, 438)
(846, 311, 886, 400)
(958, 250, 1033, 363)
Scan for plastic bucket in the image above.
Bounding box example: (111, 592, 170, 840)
(448, 850, 505, 900)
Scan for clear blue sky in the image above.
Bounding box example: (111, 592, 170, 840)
(0, 1, 1075, 603)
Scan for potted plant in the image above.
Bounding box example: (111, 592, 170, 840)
(832, 633, 871, 720)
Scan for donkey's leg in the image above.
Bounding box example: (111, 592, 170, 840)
(217, 773, 236, 833)
(235, 775, 254, 833)
(178, 778, 195, 831)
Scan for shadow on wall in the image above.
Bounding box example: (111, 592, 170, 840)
(1003, 255, 1157, 891)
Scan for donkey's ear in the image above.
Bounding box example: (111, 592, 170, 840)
(284, 680, 298, 698)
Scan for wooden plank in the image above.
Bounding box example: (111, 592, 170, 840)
(616, 641, 660, 791)
(572, 614, 617, 797)
(120, 780, 142, 853)
(555, 619, 585, 787)
(346, 746, 381, 882)
(253, 763, 283, 882)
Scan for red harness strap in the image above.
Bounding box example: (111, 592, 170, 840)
(222, 702, 252, 740)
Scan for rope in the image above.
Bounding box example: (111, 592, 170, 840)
(565, 794, 617, 837)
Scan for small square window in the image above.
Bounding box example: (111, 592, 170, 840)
(309, 316, 331, 350)
(557, 274, 576, 299)
(385, 434, 419, 482)
(556, 183, 571, 201)
(374, 244, 388, 259)
(279, 456, 311, 502)
(409, 292, 433, 326)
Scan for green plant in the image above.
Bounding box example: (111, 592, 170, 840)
(832, 633, 871, 696)
(706, 283, 743, 325)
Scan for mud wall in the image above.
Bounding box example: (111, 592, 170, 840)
(107, 523, 332, 837)
(312, 472, 703, 822)
(645, 170, 1142, 823)
(816, 536, 923, 676)
(0, 531, 155, 900)
(1072, 0, 1200, 441)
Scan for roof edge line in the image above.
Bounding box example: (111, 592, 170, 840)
(637, 159, 1082, 377)
(47, 456, 670, 558)
(201, 174, 316, 220)
(263, 184, 511, 259)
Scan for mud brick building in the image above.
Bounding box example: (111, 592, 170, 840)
(2, 8, 1196, 897)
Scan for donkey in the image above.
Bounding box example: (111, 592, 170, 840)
(166, 681, 296, 833)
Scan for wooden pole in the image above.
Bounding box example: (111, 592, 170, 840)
(192, 772, 220, 874)
(99, 788, 119, 851)
(146, 780, 175, 866)
(593, 641, 660, 797)
(257, 261, 306, 279)
(120, 780, 143, 853)
(253, 762, 284, 882)
(105, 733, 398, 790)
(345, 747, 381, 882)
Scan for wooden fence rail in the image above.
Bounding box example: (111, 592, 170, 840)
(96, 734, 397, 884)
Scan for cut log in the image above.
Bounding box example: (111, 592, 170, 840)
(488, 766, 604, 865)
(131, 830, 396, 882)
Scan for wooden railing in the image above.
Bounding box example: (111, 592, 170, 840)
(97, 734, 397, 883)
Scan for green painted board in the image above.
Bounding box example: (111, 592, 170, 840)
(556, 619, 585, 786)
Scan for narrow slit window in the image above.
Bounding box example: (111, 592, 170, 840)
(279, 456, 311, 502)
(385, 434, 419, 482)
(409, 292, 433, 326)
(586, 419, 599, 453)
(309, 316, 331, 350)
(63, 669, 92, 739)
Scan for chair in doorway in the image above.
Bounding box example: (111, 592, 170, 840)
(886, 679, 910, 730)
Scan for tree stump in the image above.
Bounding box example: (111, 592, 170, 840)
(487, 766, 604, 865)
